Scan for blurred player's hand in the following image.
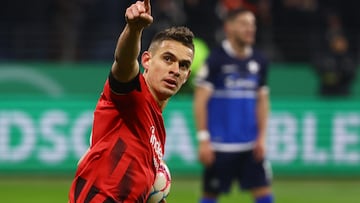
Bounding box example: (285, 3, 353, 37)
(253, 136, 266, 161)
(198, 140, 215, 166)
(125, 0, 153, 30)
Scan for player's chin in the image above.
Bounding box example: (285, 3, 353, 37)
(160, 87, 179, 98)
(164, 83, 181, 93)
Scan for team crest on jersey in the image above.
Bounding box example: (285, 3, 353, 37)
(248, 60, 259, 74)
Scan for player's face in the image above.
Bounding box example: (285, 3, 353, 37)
(228, 12, 256, 46)
(142, 40, 193, 100)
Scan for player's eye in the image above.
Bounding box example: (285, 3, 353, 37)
(163, 55, 173, 62)
(179, 61, 190, 70)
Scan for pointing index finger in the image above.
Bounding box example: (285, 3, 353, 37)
(144, 0, 150, 13)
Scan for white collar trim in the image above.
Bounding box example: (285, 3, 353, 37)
(222, 40, 253, 58)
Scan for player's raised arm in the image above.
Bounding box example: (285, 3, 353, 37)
(111, 0, 153, 82)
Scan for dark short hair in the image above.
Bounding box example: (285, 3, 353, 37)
(149, 26, 195, 53)
(225, 8, 253, 22)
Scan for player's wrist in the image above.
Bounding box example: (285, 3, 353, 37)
(197, 130, 210, 141)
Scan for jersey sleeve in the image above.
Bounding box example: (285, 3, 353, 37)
(258, 55, 269, 88)
(100, 71, 146, 108)
(194, 50, 218, 90)
(108, 71, 141, 94)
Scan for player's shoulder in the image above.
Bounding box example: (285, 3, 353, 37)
(208, 44, 227, 58)
(201, 46, 226, 70)
(251, 48, 269, 62)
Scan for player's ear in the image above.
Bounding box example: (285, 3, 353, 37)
(141, 51, 151, 71)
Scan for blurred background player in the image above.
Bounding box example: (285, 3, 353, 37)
(193, 8, 273, 203)
(313, 11, 357, 97)
(314, 33, 357, 96)
(68, 0, 194, 202)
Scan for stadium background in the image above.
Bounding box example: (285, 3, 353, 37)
(1, 0, 360, 202)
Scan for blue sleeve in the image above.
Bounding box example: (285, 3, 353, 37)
(258, 55, 269, 88)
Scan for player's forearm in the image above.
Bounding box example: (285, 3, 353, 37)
(194, 103, 207, 131)
(257, 89, 269, 141)
(194, 87, 210, 131)
(115, 25, 142, 63)
(194, 87, 212, 141)
(112, 25, 142, 81)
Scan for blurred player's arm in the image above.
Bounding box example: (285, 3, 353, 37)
(254, 87, 270, 161)
(193, 85, 214, 166)
(194, 86, 210, 135)
(111, 0, 153, 82)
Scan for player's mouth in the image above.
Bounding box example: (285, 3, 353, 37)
(163, 78, 178, 88)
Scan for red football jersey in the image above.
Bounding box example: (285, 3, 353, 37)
(69, 74, 166, 203)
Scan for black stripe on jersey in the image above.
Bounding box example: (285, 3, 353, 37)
(103, 197, 117, 203)
(84, 185, 100, 203)
(109, 71, 141, 94)
(135, 189, 149, 203)
(110, 138, 127, 174)
(74, 177, 86, 202)
(117, 161, 135, 201)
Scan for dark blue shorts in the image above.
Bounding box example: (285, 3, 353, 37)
(202, 150, 272, 194)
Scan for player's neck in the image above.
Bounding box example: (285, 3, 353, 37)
(232, 43, 252, 58)
(156, 99, 168, 112)
(151, 93, 168, 112)
(223, 40, 252, 59)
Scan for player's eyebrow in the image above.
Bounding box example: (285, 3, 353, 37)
(163, 51, 192, 66)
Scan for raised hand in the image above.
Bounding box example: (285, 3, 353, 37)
(125, 0, 153, 29)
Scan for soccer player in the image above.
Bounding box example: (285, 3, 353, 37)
(193, 8, 274, 203)
(68, 0, 194, 202)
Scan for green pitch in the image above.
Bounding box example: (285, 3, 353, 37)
(0, 176, 359, 203)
